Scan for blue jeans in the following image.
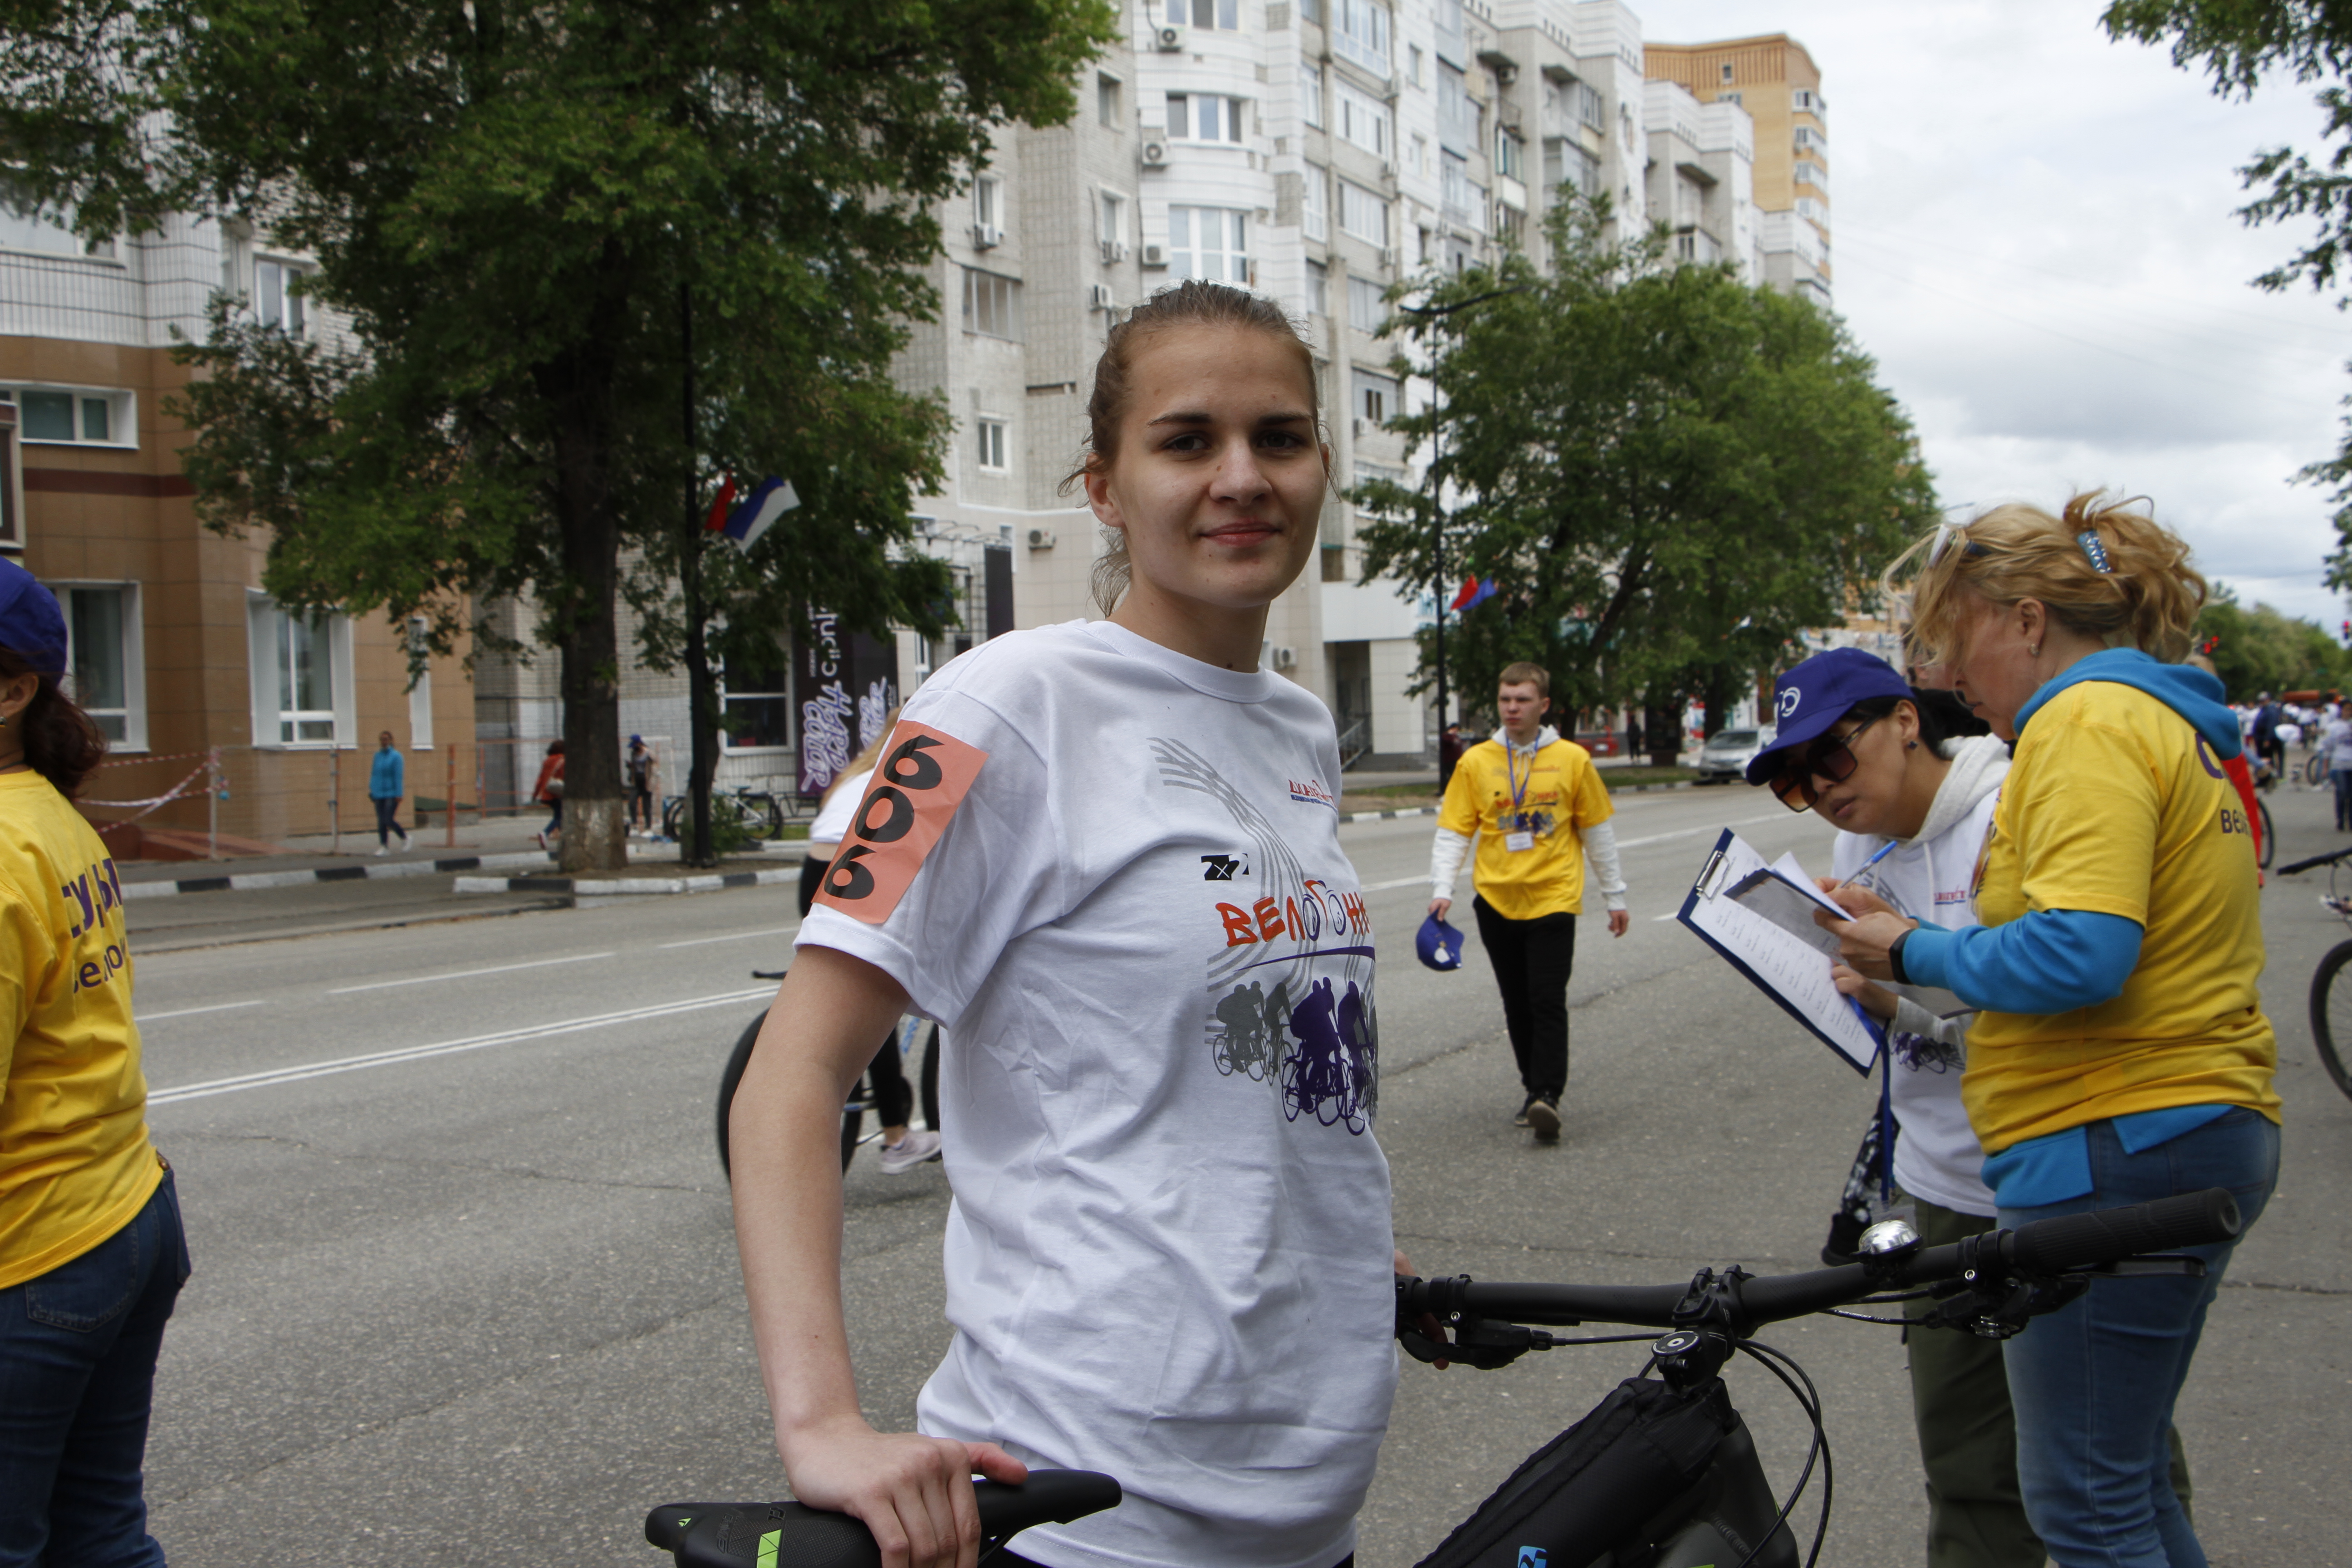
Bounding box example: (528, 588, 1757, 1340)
(0, 1168, 189, 1568)
(2331, 767, 2352, 829)
(1999, 1109, 2278, 1568)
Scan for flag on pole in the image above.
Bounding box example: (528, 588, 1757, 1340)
(1450, 576, 1496, 612)
(701, 473, 739, 533)
(720, 477, 799, 551)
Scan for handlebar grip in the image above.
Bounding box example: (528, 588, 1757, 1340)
(2007, 1187, 2241, 1274)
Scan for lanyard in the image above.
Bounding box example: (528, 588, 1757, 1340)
(1505, 738, 1536, 819)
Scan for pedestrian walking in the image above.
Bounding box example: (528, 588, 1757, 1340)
(1436, 720, 1463, 790)
(626, 735, 656, 835)
(1427, 662, 1628, 1142)
(2325, 701, 2352, 831)
(0, 557, 190, 1568)
(1829, 493, 2277, 1567)
(368, 730, 409, 855)
(530, 740, 564, 848)
(728, 281, 1401, 1568)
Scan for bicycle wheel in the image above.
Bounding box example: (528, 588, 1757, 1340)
(2260, 800, 2276, 870)
(719, 1008, 866, 1175)
(917, 1022, 942, 1135)
(2308, 942, 2352, 1101)
(664, 795, 688, 838)
(750, 792, 785, 840)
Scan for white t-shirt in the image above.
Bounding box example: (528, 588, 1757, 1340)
(804, 768, 873, 852)
(1829, 737, 2010, 1216)
(2324, 718, 2352, 770)
(798, 619, 1396, 1568)
(2277, 721, 2304, 750)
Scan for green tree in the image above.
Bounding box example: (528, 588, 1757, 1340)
(1354, 199, 1937, 762)
(2195, 581, 2352, 696)
(2104, 0, 2352, 593)
(1, 0, 1112, 869)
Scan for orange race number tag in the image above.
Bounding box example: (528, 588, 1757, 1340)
(814, 721, 990, 925)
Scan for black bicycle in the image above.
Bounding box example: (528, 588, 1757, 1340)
(2277, 844, 2352, 1100)
(665, 785, 787, 843)
(716, 969, 941, 1175)
(644, 1189, 2239, 1567)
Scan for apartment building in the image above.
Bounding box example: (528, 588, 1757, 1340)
(1645, 33, 1830, 307)
(0, 205, 473, 848)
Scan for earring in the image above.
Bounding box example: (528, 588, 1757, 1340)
(2028, 643, 2041, 658)
(1905, 740, 1918, 750)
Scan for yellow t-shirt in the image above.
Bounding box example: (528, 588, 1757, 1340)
(0, 769, 161, 1290)
(1437, 735, 1613, 921)
(1962, 681, 2280, 1154)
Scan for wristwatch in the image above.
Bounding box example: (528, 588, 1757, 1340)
(1888, 928, 1912, 986)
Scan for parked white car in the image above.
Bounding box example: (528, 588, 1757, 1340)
(1694, 726, 1776, 784)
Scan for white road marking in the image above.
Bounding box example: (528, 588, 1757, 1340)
(139, 999, 270, 1022)
(657, 924, 799, 950)
(149, 985, 776, 1106)
(1613, 811, 1787, 852)
(326, 951, 616, 995)
(1361, 875, 1427, 892)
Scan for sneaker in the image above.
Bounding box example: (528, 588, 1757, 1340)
(373, 844, 387, 857)
(1512, 1095, 1537, 1128)
(1526, 1096, 1562, 1142)
(878, 1128, 943, 1175)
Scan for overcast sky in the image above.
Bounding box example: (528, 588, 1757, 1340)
(1631, 0, 2352, 629)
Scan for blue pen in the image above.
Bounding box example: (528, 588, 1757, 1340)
(1830, 837, 1899, 897)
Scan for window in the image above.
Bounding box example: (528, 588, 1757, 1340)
(1792, 88, 1823, 116)
(720, 640, 792, 751)
(975, 416, 1010, 472)
(1797, 196, 1829, 225)
(974, 176, 1000, 229)
(1098, 190, 1128, 246)
(1332, 0, 1390, 75)
(55, 584, 144, 749)
(256, 258, 307, 335)
(1166, 0, 1240, 28)
(1719, 91, 1742, 106)
(1437, 64, 1472, 152)
(247, 597, 352, 748)
(1410, 132, 1429, 176)
(407, 617, 434, 750)
(1299, 0, 1320, 21)
(1719, 61, 1735, 84)
(1098, 73, 1122, 127)
(1338, 179, 1387, 245)
(962, 267, 1023, 338)
(1794, 126, 1825, 150)
(1301, 63, 1324, 127)
(1494, 126, 1524, 181)
(1793, 160, 1826, 191)
(1301, 164, 1328, 241)
(1306, 259, 1328, 315)
(1335, 80, 1391, 157)
(1168, 206, 1249, 283)
(1407, 44, 1424, 88)
(0, 187, 112, 260)
(1167, 93, 1246, 142)
(0, 386, 132, 447)
(1441, 150, 1473, 225)
(1348, 273, 1384, 330)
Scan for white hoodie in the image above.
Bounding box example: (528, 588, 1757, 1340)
(1828, 735, 2010, 1216)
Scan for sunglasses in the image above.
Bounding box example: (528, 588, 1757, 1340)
(1925, 521, 1993, 571)
(1769, 711, 1888, 813)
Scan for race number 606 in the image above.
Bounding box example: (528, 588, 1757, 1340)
(814, 722, 990, 925)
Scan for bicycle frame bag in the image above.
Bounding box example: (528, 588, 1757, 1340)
(1413, 1375, 1795, 1568)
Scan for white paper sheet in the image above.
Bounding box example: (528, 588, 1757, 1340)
(1679, 831, 1884, 1072)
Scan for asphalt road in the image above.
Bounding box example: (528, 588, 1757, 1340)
(125, 781, 2351, 1566)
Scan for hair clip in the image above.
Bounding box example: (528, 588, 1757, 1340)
(2076, 530, 2113, 573)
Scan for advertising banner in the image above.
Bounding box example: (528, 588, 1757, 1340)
(796, 611, 899, 797)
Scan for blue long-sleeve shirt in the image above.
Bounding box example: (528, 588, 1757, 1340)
(1899, 908, 2143, 1014)
(369, 748, 404, 800)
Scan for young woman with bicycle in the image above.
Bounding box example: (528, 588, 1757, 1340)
(1828, 493, 2280, 1568)
(727, 281, 1396, 1568)
(1744, 645, 2050, 1568)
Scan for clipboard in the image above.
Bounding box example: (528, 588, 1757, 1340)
(1678, 828, 1884, 1075)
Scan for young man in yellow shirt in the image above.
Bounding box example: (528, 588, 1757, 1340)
(1429, 663, 1629, 1141)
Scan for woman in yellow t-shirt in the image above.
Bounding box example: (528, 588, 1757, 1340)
(1828, 495, 2277, 1568)
(0, 557, 187, 1566)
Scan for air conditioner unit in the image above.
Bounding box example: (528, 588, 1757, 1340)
(1142, 242, 1168, 267)
(1377, 247, 1396, 270)
(1270, 645, 1298, 669)
(1098, 238, 1131, 263)
(971, 222, 1004, 250)
(1141, 139, 1170, 167)
(1027, 527, 1057, 549)
(1155, 21, 1188, 50)
(1088, 282, 1116, 310)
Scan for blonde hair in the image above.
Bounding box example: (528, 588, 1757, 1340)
(1056, 279, 1326, 617)
(818, 705, 904, 808)
(1893, 491, 2207, 667)
(1497, 660, 1550, 697)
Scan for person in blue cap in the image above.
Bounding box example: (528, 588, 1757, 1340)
(0, 556, 189, 1567)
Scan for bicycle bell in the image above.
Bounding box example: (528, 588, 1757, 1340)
(1856, 1217, 1922, 1260)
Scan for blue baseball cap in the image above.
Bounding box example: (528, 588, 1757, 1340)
(1743, 647, 1912, 784)
(0, 557, 66, 677)
(1416, 912, 1465, 971)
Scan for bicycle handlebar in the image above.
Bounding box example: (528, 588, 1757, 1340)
(1399, 1188, 2241, 1335)
(2276, 845, 2352, 876)
(645, 1470, 1122, 1568)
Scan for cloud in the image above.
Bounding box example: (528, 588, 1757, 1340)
(1632, 0, 2352, 623)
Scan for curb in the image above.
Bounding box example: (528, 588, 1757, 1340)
(1340, 780, 1697, 823)
(455, 866, 803, 906)
(121, 840, 809, 902)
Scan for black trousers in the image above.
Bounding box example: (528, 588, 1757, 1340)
(798, 855, 911, 1127)
(1471, 895, 1577, 1099)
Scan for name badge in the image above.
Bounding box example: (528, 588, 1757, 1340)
(1505, 831, 1535, 853)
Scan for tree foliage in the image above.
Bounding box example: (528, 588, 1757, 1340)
(1352, 199, 1938, 750)
(1, 0, 1113, 867)
(2195, 581, 2352, 696)
(2104, 0, 2352, 591)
